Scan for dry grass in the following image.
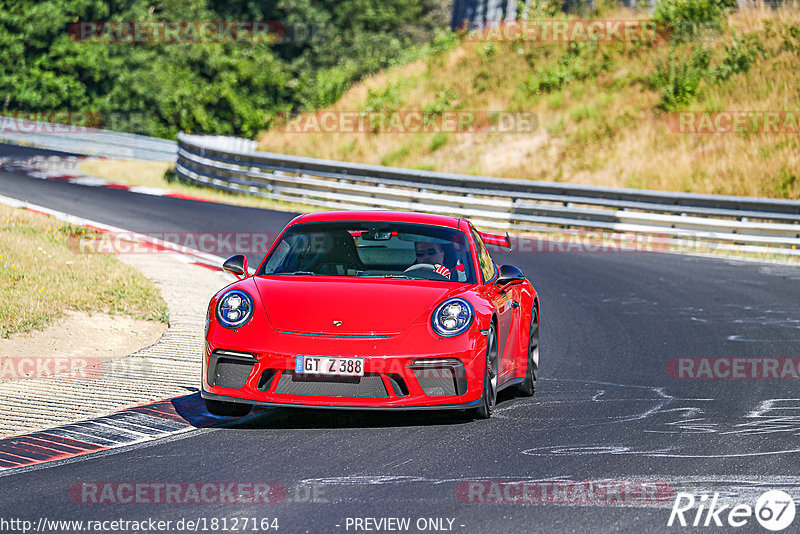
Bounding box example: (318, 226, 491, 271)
(257, 7, 800, 199)
(78, 159, 324, 214)
(78, 159, 176, 190)
(0, 204, 168, 338)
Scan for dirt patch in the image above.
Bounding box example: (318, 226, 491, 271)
(0, 311, 166, 382)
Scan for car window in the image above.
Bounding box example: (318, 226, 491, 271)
(471, 227, 497, 283)
(259, 221, 477, 283)
(262, 240, 290, 273)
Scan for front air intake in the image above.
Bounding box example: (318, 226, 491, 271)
(409, 359, 467, 397)
(413, 368, 457, 397)
(208, 350, 256, 389)
(275, 372, 388, 397)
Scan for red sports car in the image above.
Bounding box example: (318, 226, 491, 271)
(201, 211, 539, 419)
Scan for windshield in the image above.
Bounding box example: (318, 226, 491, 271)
(259, 222, 476, 283)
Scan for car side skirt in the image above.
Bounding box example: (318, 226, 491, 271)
(498, 377, 524, 390)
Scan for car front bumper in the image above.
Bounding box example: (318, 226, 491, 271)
(201, 332, 488, 409)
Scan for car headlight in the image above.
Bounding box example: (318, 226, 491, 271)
(216, 289, 254, 329)
(431, 298, 474, 337)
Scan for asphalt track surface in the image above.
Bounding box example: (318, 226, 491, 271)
(2, 143, 800, 533)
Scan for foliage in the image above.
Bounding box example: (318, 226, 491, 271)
(0, 0, 449, 138)
(712, 34, 765, 82)
(653, 0, 738, 42)
(651, 46, 712, 111)
(650, 31, 767, 111)
(422, 90, 460, 116)
(523, 42, 614, 95)
(517, 0, 563, 19)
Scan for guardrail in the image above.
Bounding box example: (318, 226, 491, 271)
(176, 132, 800, 255)
(0, 116, 176, 161)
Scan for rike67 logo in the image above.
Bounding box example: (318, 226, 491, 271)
(668, 490, 796, 531)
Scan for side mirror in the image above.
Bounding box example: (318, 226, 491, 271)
(223, 254, 248, 280)
(496, 264, 525, 289)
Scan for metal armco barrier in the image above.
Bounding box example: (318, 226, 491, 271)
(0, 116, 177, 161)
(176, 133, 800, 255)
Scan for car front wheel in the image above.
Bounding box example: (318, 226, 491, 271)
(517, 305, 539, 397)
(473, 324, 498, 419)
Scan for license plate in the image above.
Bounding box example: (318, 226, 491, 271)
(295, 356, 364, 377)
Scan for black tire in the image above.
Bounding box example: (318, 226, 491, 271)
(473, 324, 498, 419)
(517, 305, 539, 397)
(204, 398, 252, 417)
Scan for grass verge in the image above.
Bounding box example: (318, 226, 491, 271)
(0, 203, 168, 338)
(78, 159, 321, 214)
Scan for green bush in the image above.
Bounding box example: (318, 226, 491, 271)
(430, 28, 460, 56)
(776, 167, 798, 198)
(477, 42, 497, 59)
(363, 82, 406, 114)
(653, 0, 738, 42)
(526, 67, 571, 94)
(782, 24, 800, 53)
(713, 34, 765, 82)
(429, 132, 448, 151)
(0, 0, 450, 139)
(516, 0, 563, 19)
(422, 90, 460, 117)
(650, 30, 766, 111)
(523, 42, 613, 95)
(651, 47, 711, 111)
(473, 69, 492, 93)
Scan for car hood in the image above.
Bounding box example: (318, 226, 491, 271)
(252, 276, 466, 336)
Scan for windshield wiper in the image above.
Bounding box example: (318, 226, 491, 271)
(272, 271, 317, 276)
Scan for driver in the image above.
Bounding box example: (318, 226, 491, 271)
(413, 242, 451, 279)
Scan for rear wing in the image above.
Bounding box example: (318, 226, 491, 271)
(478, 231, 511, 249)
